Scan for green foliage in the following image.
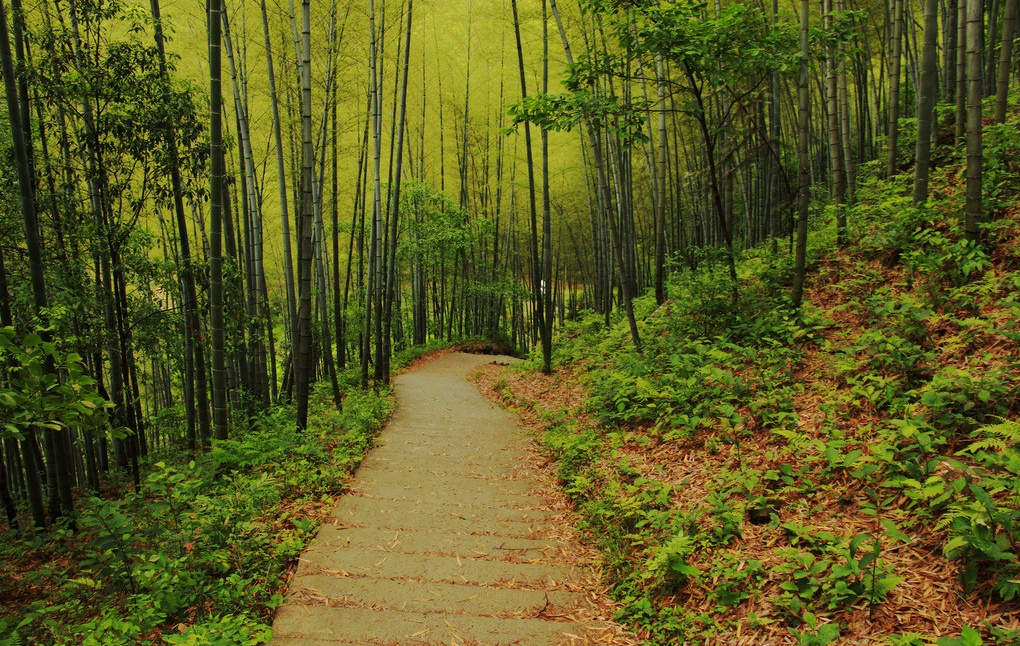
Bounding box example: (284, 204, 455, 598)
(788, 611, 841, 645)
(623, 0, 799, 84)
(935, 420, 1020, 600)
(773, 526, 901, 614)
(390, 337, 457, 371)
(507, 91, 650, 145)
(0, 325, 114, 441)
(641, 532, 700, 591)
(499, 97, 1020, 642)
(3, 385, 392, 644)
(938, 627, 985, 646)
(161, 615, 272, 645)
(981, 121, 1020, 213)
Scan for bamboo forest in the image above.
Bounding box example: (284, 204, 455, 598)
(2, 0, 1020, 641)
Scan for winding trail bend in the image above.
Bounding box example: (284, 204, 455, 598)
(271, 352, 618, 645)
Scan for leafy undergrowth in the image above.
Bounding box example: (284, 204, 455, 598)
(476, 122, 1020, 644)
(393, 335, 519, 376)
(0, 381, 392, 645)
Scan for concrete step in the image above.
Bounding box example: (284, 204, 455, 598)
(331, 496, 557, 526)
(312, 524, 573, 563)
(296, 545, 577, 588)
(348, 480, 546, 510)
(288, 575, 579, 617)
(357, 453, 534, 479)
(272, 604, 584, 645)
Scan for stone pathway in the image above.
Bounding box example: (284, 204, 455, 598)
(271, 352, 613, 645)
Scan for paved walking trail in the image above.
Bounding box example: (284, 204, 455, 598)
(271, 352, 617, 645)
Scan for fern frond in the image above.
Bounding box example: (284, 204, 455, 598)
(962, 418, 1020, 456)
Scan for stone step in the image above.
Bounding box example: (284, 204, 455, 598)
(296, 545, 577, 588)
(332, 495, 557, 527)
(357, 453, 533, 479)
(288, 575, 579, 617)
(272, 604, 584, 645)
(348, 481, 547, 510)
(313, 524, 573, 563)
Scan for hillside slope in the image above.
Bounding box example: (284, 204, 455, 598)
(474, 118, 1020, 644)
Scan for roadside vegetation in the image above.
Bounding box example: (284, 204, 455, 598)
(476, 113, 1020, 644)
(0, 380, 392, 645)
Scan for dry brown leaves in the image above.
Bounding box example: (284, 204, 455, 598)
(472, 352, 1020, 644)
(472, 364, 644, 646)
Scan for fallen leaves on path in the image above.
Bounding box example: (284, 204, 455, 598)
(472, 363, 645, 646)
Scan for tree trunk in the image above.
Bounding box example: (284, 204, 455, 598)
(792, 0, 811, 308)
(654, 53, 668, 303)
(826, 0, 847, 242)
(295, 0, 315, 428)
(914, 0, 941, 204)
(549, 0, 641, 352)
(540, 0, 553, 373)
(986, 0, 1002, 97)
(510, 0, 547, 367)
(332, 69, 343, 373)
(2, 0, 76, 525)
(964, 0, 983, 241)
(838, 0, 856, 206)
(887, 0, 905, 176)
(995, 0, 1018, 123)
(261, 0, 296, 394)
(209, 0, 229, 441)
(222, 3, 270, 411)
(382, 0, 413, 383)
(945, 0, 958, 102)
(362, 0, 383, 388)
(150, 0, 210, 451)
(956, 0, 968, 144)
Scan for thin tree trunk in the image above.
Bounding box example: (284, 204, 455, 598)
(956, 0, 968, 144)
(986, 0, 1002, 97)
(549, 0, 641, 351)
(914, 0, 940, 204)
(295, 0, 315, 428)
(511, 0, 548, 369)
(540, 0, 553, 373)
(826, 0, 847, 242)
(654, 53, 668, 303)
(838, 0, 856, 206)
(945, 0, 958, 101)
(261, 0, 296, 390)
(208, 0, 228, 441)
(792, 0, 811, 308)
(887, 0, 905, 176)
(382, 0, 413, 383)
(223, 3, 269, 411)
(6, 0, 76, 524)
(964, 0, 983, 241)
(150, 0, 210, 450)
(995, 0, 1018, 123)
(362, 0, 383, 388)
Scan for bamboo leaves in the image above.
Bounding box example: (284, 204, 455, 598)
(508, 91, 650, 145)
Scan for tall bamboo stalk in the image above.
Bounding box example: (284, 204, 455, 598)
(294, 0, 315, 428)
(964, 0, 983, 241)
(792, 0, 811, 308)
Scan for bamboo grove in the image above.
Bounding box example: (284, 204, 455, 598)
(0, 0, 1015, 531)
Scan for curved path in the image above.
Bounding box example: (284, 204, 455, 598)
(271, 352, 611, 645)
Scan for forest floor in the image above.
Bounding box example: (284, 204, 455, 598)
(469, 359, 1020, 644)
(271, 351, 636, 645)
